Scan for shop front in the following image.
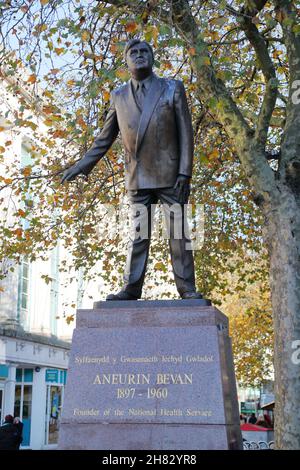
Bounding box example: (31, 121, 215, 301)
(0, 331, 70, 449)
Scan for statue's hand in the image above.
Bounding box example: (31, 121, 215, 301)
(173, 174, 191, 204)
(61, 164, 82, 183)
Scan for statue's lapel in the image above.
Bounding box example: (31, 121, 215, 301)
(135, 75, 165, 155)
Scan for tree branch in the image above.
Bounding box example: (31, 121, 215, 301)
(166, 0, 275, 197)
(98, 0, 170, 22)
(274, 0, 300, 84)
(274, 0, 300, 175)
(238, 2, 278, 148)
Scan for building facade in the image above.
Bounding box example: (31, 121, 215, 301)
(0, 64, 76, 449)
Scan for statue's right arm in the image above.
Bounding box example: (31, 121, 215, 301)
(61, 93, 119, 183)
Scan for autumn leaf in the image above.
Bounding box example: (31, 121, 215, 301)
(43, 90, 53, 98)
(116, 68, 130, 81)
(110, 44, 118, 54)
(81, 30, 90, 42)
(41, 274, 53, 284)
(14, 228, 23, 239)
(66, 315, 75, 324)
(103, 90, 110, 102)
(2, 177, 13, 184)
(17, 209, 26, 218)
(22, 166, 32, 177)
(154, 262, 166, 271)
(208, 149, 219, 159)
(125, 22, 138, 33)
(189, 47, 196, 56)
(55, 47, 65, 56)
(27, 74, 37, 84)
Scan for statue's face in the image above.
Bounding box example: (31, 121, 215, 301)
(126, 42, 153, 77)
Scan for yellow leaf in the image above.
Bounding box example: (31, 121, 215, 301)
(154, 262, 165, 271)
(66, 315, 75, 324)
(272, 50, 282, 59)
(208, 149, 219, 160)
(116, 68, 130, 81)
(44, 118, 53, 126)
(151, 26, 158, 48)
(43, 90, 53, 98)
(22, 166, 32, 177)
(55, 47, 65, 55)
(27, 74, 37, 84)
(40, 0, 49, 5)
(103, 90, 110, 102)
(81, 30, 90, 42)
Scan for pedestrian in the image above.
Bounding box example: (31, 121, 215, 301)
(263, 413, 273, 428)
(0, 415, 19, 450)
(256, 414, 269, 427)
(248, 412, 257, 424)
(13, 417, 23, 449)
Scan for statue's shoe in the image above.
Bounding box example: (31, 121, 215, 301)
(106, 291, 139, 301)
(181, 291, 203, 300)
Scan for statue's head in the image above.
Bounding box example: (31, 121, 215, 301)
(124, 39, 154, 80)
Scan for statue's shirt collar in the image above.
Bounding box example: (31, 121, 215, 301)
(131, 73, 154, 92)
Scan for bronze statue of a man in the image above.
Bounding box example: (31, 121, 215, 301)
(62, 39, 202, 301)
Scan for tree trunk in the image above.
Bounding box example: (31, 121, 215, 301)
(264, 188, 300, 449)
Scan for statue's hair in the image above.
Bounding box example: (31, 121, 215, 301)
(124, 39, 154, 63)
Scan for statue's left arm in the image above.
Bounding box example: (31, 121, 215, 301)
(174, 80, 194, 178)
(173, 81, 194, 203)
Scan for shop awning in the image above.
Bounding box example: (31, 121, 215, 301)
(261, 401, 275, 410)
(241, 423, 270, 432)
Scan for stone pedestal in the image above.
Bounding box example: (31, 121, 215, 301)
(58, 300, 242, 450)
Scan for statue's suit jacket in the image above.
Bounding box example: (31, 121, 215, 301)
(77, 73, 194, 190)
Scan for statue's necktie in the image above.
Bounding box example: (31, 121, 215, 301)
(136, 83, 146, 109)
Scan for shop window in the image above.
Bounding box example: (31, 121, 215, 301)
(16, 369, 22, 383)
(24, 369, 33, 383)
(20, 258, 30, 311)
(45, 385, 63, 445)
(14, 368, 33, 447)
